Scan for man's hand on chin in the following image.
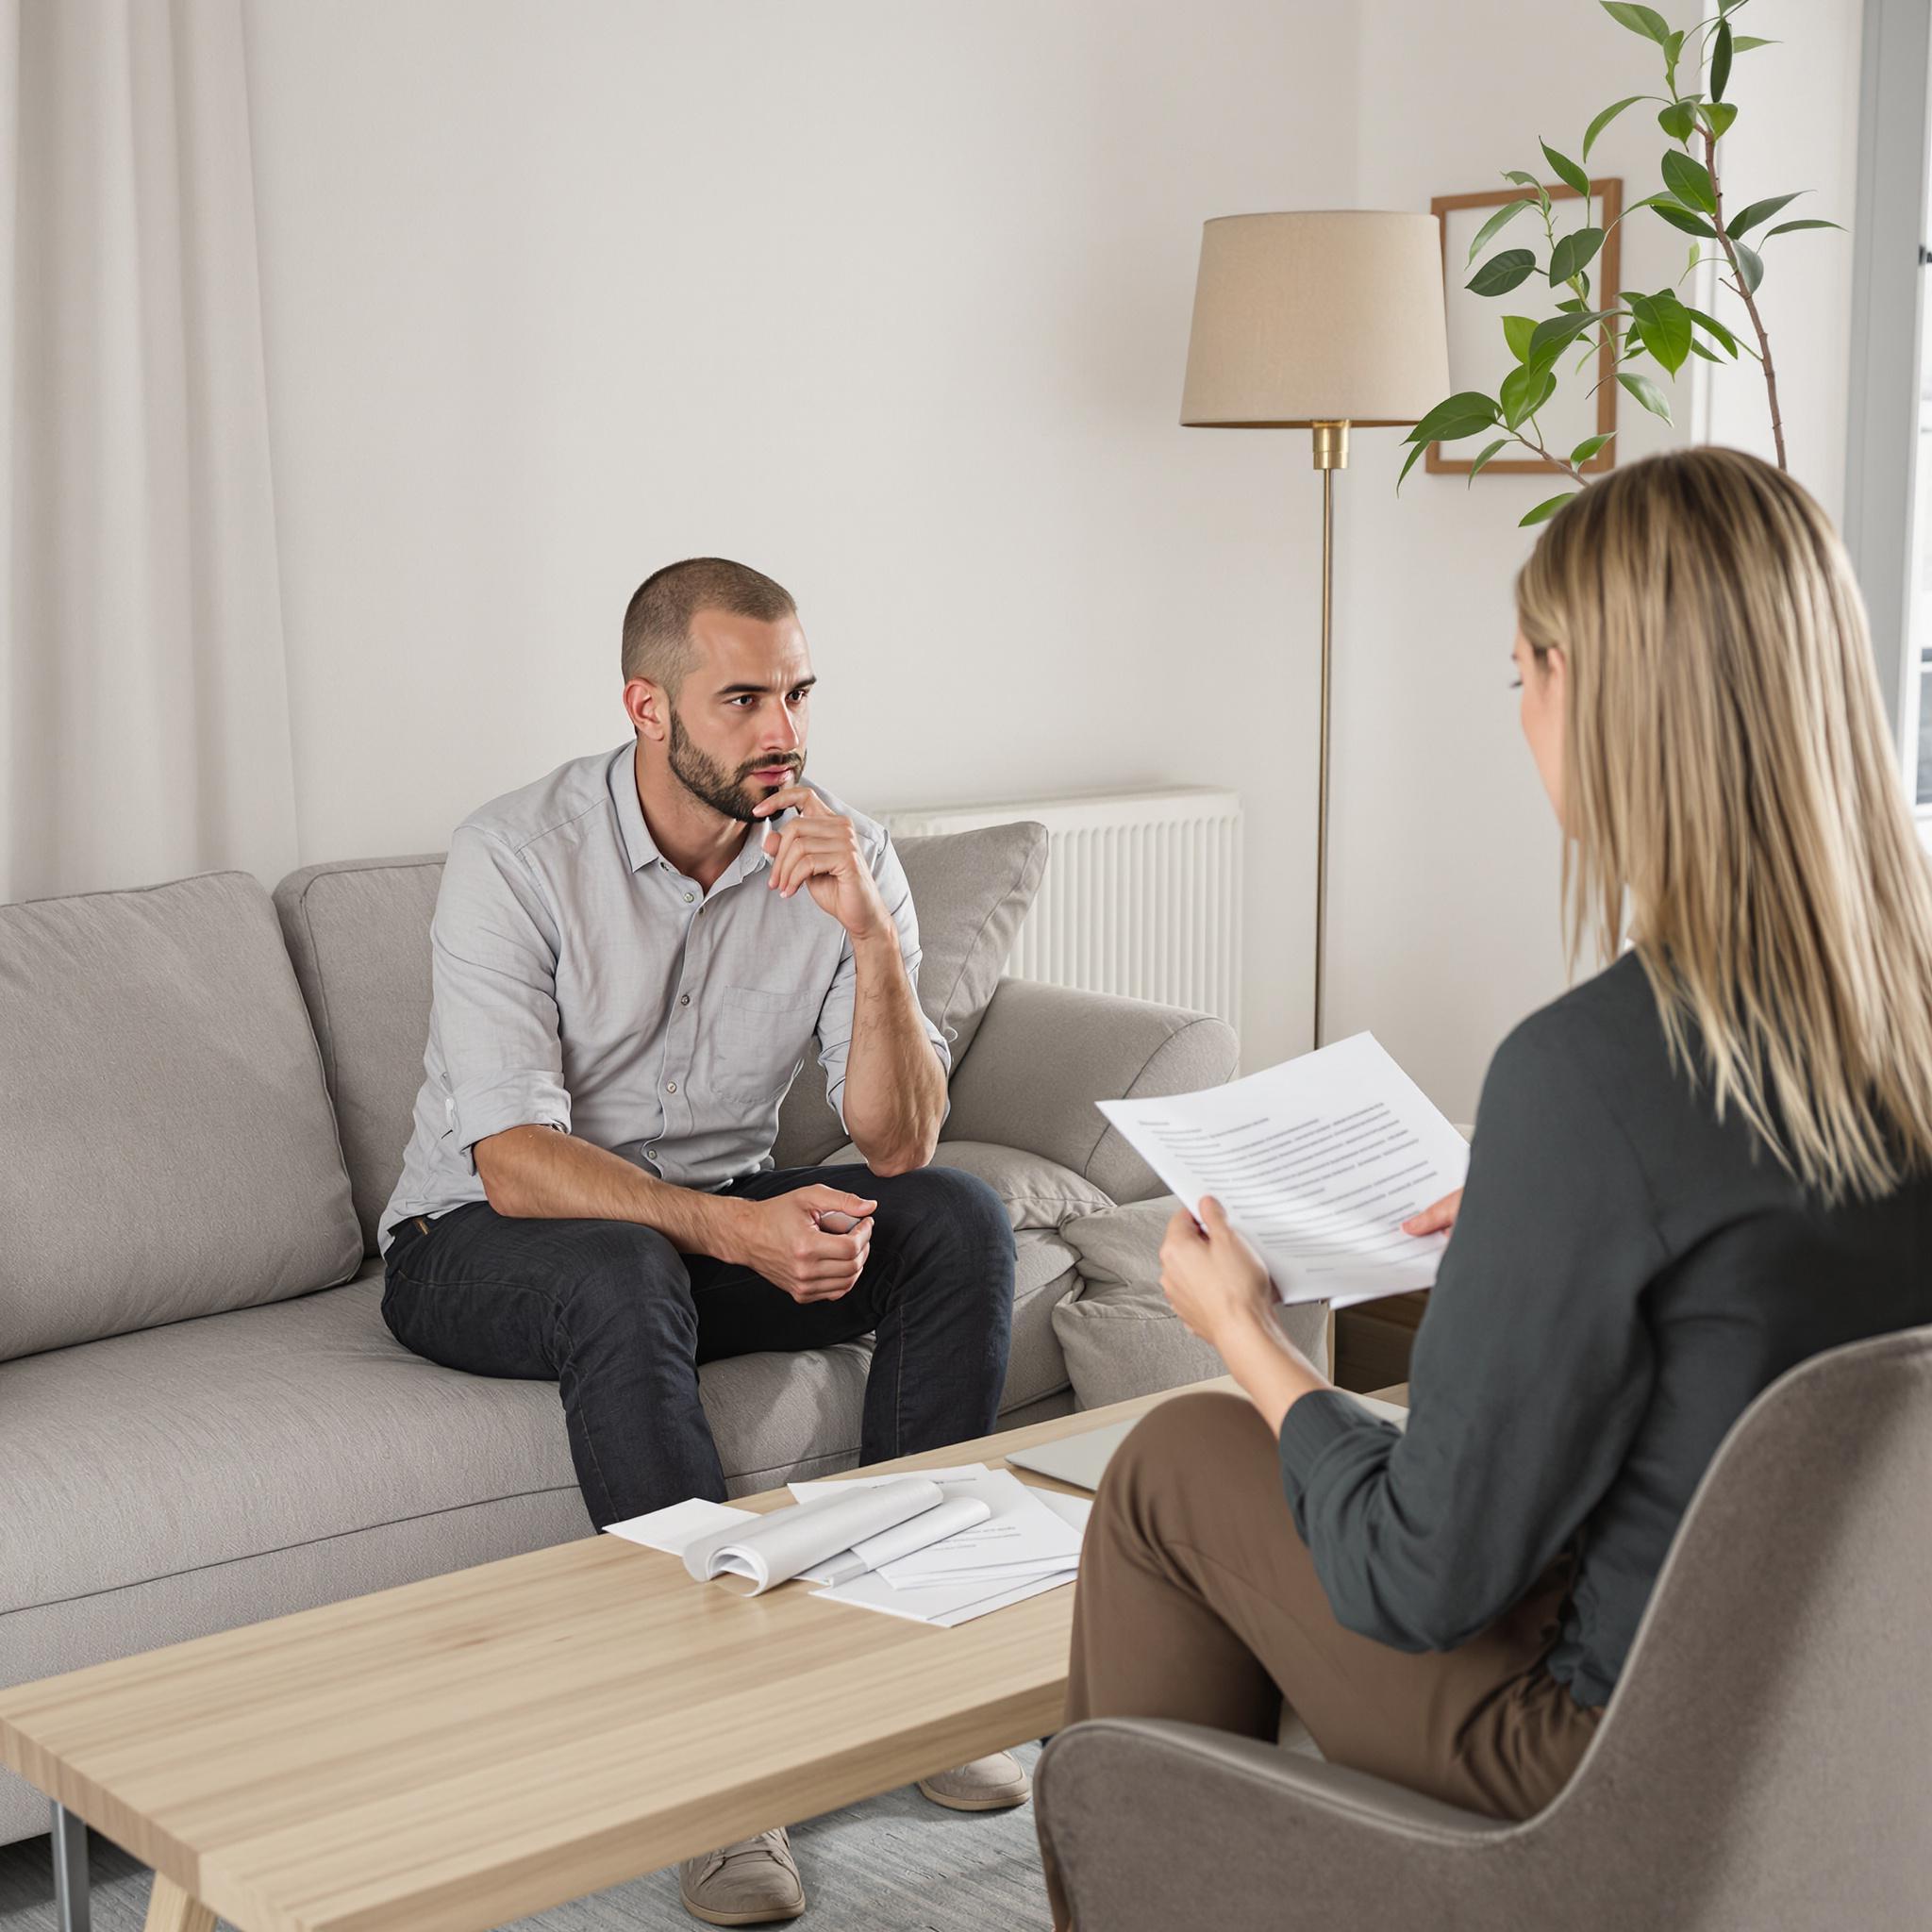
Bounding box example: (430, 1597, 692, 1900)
(751, 785, 888, 941)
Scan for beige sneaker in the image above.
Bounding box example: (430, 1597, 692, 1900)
(915, 1751, 1032, 1811)
(677, 1825, 805, 1925)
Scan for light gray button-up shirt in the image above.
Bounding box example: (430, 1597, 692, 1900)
(380, 741, 949, 1255)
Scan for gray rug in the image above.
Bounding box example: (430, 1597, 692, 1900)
(0, 1746, 1046, 1932)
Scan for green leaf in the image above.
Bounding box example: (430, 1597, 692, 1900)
(1468, 248, 1539, 296)
(1732, 239, 1764, 294)
(1657, 100, 1696, 143)
(1465, 193, 1540, 265)
(1570, 432, 1615, 464)
(1520, 491, 1577, 528)
(1541, 140, 1591, 200)
(1466, 439, 1511, 485)
(1688, 338, 1724, 361)
(1637, 192, 1718, 238)
(1661, 149, 1717, 213)
(1396, 438, 1428, 493)
(1683, 304, 1740, 355)
(1696, 101, 1739, 140)
(1710, 19, 1733, 100)
(1528, 309, 1618, 364)
(1502, 314, 1539, 362)
(1730, 36, 1777, 52)
(1601, 3, 1674, 46)
(1504, 169, 1553, 213)
(1500, 362, 1558, 429)
(1405, 391, 1504, 446)
(1726, 191, 1804, 238)
(1549, 226, 1605, 284)
(1764, 218, 1843, 237)
(1627, 289, 1693, 375)
(1582, 95, 1648, 161)
(1618, 369, 1674, 423)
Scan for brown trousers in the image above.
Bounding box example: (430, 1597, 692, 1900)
(1042, 1391, 1606, 1924)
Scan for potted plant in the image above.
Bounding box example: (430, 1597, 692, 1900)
(1399, 0, 1843, 525)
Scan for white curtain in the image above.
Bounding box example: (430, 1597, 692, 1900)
(1, 0, 297, 905)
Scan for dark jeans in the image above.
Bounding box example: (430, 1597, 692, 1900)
(380, 1161, 1016, 1528)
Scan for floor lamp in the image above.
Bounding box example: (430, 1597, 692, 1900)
(1180, 211, 1451, 1048)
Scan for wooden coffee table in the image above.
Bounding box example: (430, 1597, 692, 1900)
(2, 1378, 1251, 1932)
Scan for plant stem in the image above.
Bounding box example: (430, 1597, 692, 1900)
(1700, 126, 1787, 469)
(1514, 423, 1586, 483)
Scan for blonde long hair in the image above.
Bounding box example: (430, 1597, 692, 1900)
(1514, 444, 1932, 1204)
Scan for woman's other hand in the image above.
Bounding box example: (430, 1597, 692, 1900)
(1159, 1196, 1274, 1347)
(1402, 1188, 1464, 1238)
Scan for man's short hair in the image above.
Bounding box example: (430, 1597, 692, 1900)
(621, 558, 797, 695)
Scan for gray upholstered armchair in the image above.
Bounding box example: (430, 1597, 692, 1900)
(1035, 1323, 1932, 1931)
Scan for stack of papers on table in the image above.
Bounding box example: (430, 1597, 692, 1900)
(791, 1466, 1089, 1624)
(604, 1464, 1089, 1626)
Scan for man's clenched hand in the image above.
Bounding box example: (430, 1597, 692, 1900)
(724, 1185, 878, 1303)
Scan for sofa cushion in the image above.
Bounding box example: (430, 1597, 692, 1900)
(1056, 1195, 1331, 1407)
(0, 1264, 1065, 1615)
(0, 872, 362, 1362)
(274, 856, 444, 1250)
(772, 820, 1047, 1166)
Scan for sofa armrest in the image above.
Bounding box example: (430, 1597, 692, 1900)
(941, 979, 1238, 1203)
(1036, 1718, 1524, 1932)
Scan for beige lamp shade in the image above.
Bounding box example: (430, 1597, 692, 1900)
(1180, 210, 1451, 427)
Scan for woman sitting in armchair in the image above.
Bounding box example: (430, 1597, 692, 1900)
(1041, 443, 1932, 1926)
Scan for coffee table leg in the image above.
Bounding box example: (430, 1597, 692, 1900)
(50, 1801, 90, 1932)
(143, 1874, 215, 1932)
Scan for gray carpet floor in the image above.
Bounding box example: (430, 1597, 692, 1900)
(0, 1746, 1046, 1932)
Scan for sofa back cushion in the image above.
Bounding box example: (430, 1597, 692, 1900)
(274, 856, 445, 1251)
(0, 872, 363, 1361)
(773, 820, 1047, 1166)
(275, 821, 1046, 1244)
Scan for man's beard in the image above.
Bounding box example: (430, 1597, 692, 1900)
(666, 708, 802, 823)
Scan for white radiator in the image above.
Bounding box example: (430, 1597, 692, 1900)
(883, 788, 1243, 1030)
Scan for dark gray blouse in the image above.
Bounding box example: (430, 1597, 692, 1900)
(1278, 950, 1932, 1707)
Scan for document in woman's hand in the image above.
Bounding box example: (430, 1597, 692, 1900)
(1096, 1032, 1472, 1307)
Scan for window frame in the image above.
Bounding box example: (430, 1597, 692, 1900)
(1843, 0, 1931, 821)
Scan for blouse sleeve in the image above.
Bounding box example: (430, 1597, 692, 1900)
(1276, 1012, 1666, 1651)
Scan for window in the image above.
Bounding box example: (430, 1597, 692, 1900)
(1917, 272, 1932, 809)
(1846, 0, 1932, 824)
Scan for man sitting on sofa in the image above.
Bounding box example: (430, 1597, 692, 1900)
(379, 556, 1024, 1925)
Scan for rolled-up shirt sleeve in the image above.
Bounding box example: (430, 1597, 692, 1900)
(432, 824, 573, 1172)
(813, 826, 951, 1132)
(1276, 1014, 1663, 1653)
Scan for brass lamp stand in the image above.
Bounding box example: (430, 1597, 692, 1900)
(1311, 417, 1345, 1046)
(1181, 213, 1451, 1048)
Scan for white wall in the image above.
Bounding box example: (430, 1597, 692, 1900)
(242, 0, 1865, 1117)
(243, 0, 1358, 1076)
(1697, 0, 1865, 518)
(1326, 0, 1863, 1119)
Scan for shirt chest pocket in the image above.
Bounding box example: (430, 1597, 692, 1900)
(707, 982, 821, 1104)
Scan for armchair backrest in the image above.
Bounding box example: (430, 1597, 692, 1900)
(1538, 1322, 1932, 1927)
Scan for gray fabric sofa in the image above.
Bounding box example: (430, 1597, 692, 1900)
(0, 821, 1325, 1848)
